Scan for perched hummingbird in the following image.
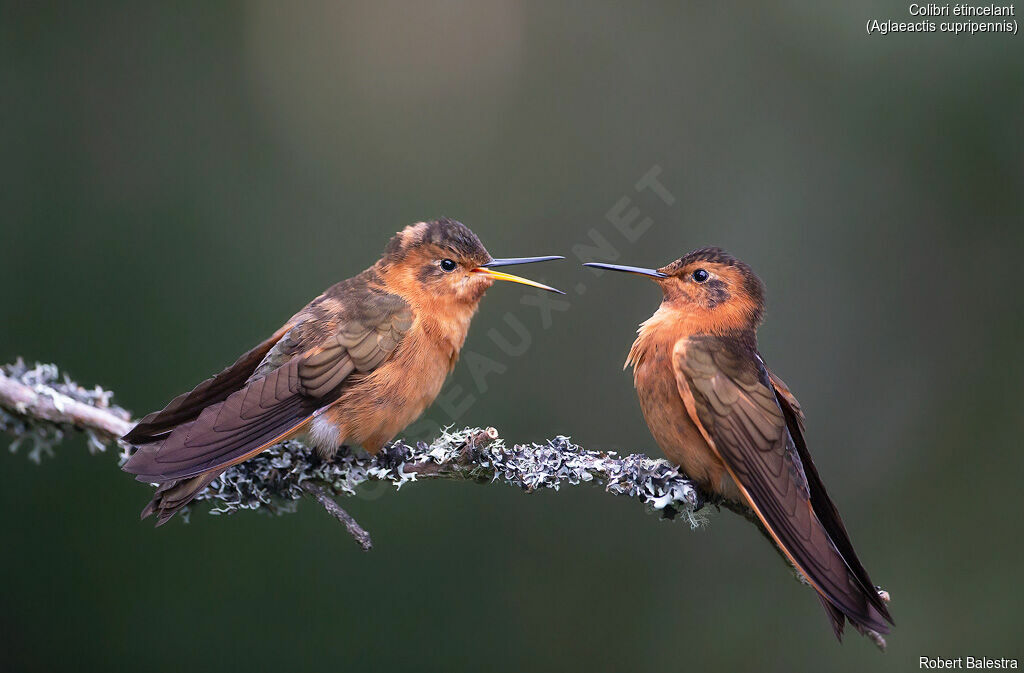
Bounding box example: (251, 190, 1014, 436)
(123, 218, 563, 525)
(585, 248, 893, 645)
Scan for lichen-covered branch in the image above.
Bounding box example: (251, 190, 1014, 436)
(0, 359, 133, 462)
(1, 359, 893, 648)
(300, 481, 374, 550)
(1, 360, 707, 540)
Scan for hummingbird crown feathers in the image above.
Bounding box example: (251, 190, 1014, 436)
(383, 218, 490, 266)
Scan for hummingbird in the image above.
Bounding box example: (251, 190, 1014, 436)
(585, 248, 893, 645)
(123, 218, 563, 525)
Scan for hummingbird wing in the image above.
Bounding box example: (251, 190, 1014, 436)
(765, 370, 805, 435)
(122, 322, 297, 445)
(123, 276, 414, 483)
(765, 368, 893, 639)
(673, 334, 892, 638)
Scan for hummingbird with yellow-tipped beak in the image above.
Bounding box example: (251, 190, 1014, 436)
(123, 218, 563, 525)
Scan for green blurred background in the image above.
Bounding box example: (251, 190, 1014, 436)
(2, 2, 1022, 671)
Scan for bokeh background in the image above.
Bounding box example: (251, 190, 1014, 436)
(2, 2, 1022, 671)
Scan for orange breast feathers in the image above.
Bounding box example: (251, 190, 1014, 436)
(627, 311, 737, 498)
(313, 313, 472, 455)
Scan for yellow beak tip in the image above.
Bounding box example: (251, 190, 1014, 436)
(472, 268, 565, 295)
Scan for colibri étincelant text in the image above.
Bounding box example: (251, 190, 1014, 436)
(867, 4, 1017, 34)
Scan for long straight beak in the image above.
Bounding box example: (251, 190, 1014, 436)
(582, 262, 667, 278)
(472, 255, 565, 294)
(483, 256, 564, 267)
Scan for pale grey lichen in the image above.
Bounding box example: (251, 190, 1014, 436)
(2, 360, 706, 528)
(1, 359, 131, 463)
(197, 426, 706, 528)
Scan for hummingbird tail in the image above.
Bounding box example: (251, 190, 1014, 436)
(141, 469, 227, 526)
(817, 592, 846, 641)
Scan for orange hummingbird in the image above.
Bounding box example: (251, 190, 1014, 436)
(585, 248, 893, 644)
(123, 218, 563, 525)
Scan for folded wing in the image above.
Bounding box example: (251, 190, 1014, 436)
(123, 285, 413, 486)
(768, 368, 893, 636)
(122, 323, 296, 445)
(674, 335, 892, 638)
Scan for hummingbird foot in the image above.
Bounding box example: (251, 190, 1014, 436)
(864, 628, 887, 652)
(376, 442, 411, 469)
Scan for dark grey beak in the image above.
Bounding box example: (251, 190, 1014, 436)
(471, 256, 565, 294)
(483, 256, 564, 267)
(582, 262, 668, 278)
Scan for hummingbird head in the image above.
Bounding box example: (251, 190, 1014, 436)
(585, 247, 766, 334)
(380, 218, 563, 307)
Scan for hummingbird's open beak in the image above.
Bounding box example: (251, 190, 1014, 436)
(582, 262, 668, 279)
(471, 256, 565, 294)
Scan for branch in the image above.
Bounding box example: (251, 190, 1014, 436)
(0, 359, 133, 462)
(0, 360, 706, 533)
(0, 359, 891, 649)
(301, 481, 373, 551)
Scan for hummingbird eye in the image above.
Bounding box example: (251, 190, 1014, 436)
(439, 258, 458, 272)
(692, 268, 709, 283)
